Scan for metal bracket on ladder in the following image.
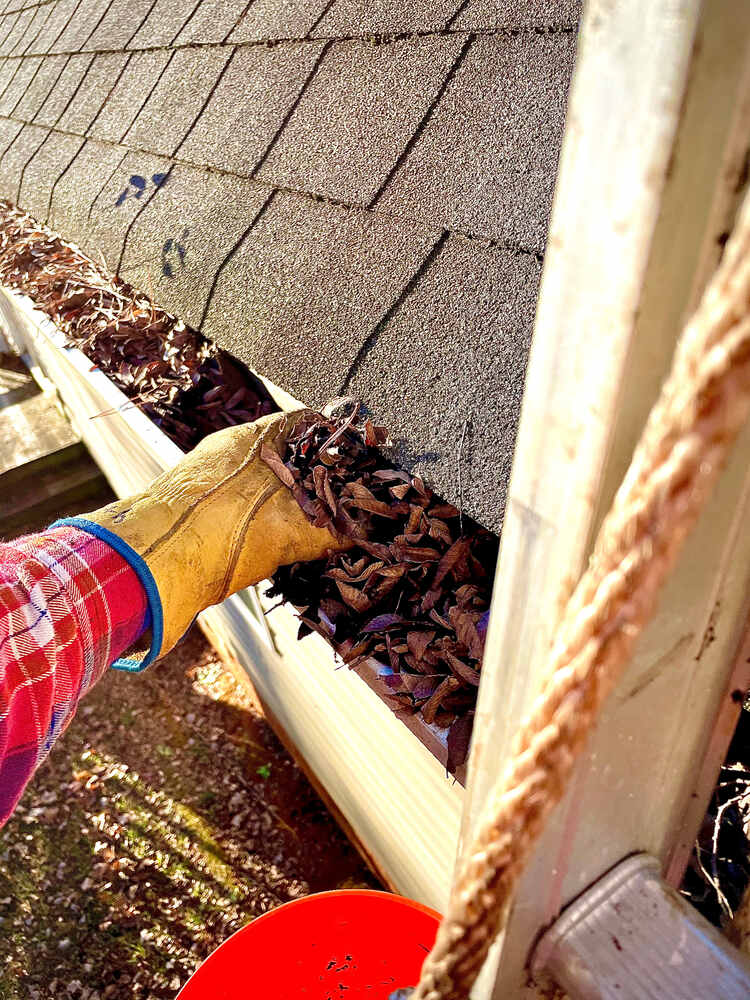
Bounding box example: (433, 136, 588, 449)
(530, 854, 750, 999)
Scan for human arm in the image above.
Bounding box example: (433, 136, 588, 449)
(0, 410, 344, 823)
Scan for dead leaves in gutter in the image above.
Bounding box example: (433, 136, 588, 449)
(265, 407, 497, 776)
(0, 203, 276, 450)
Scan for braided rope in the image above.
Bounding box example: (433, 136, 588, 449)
(413, 190, 750, 1000)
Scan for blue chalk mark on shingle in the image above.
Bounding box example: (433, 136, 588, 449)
(115, 172, 169, 207)
(161, 227, 190, 279)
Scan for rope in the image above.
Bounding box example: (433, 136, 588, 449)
(413, 188, 750, 1000)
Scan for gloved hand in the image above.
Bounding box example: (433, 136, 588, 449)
(56, 410, 346, 670)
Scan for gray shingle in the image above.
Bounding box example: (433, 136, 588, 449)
(0, 116, 23, 159)
(34, 52, 92, 126)
(121, 166, 271, 329)
(347, 236, 540, 531)
(173, 0, 246, 45)
(229, 0, 330, 42)
(0, 122, 48, 201)
(124, 47, 232, 158)
(56, 52, 129, 134)
(84, 0, 161, 53)
(47, 137, 127, 242)
(18, 128, 84, 220)
(0, 10, 20, 43)
(257, 36, 463, 206)
(127, 0, 201, 48)
(0, 55, 40, 114)
(0, 14, 16, 46)
(451, 0, 581, 30)
(377, 33, 575, 248)
(12, 3, 53, 55)
(177, 41, 326, 175)
(88, 149, 173, 268)
(0, 59, 17, 97)
(15, 53, 66, 120)
(87, 49, 171, 143)
(29, 0, 78, 54)
(311, 0, 461, 36)
(1, 6, 33, 54)
(203, 191, 442, 404)
(53, 0, 111, 53)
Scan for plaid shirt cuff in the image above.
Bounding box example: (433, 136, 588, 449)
(0, 525, 148, 824)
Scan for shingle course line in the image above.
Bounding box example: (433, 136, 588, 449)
(2, 0, 55, 17)
(0, 21, 577, 60)
(0, 113, 546, 260)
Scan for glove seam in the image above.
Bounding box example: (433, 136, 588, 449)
(51, 517, 163, 673)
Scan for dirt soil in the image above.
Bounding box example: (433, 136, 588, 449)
(0, 627, 378, 1000)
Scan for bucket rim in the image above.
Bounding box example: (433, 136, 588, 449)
(177, 888, 442, 996)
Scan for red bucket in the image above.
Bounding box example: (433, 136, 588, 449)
(178, 889, 440, 999)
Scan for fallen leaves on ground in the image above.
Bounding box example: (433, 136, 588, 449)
(0, 628, 377, 1000)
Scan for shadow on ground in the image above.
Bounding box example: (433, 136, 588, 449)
(0, 627, 379, 999)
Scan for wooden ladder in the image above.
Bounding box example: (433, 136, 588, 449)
(458, 2, 750, 996)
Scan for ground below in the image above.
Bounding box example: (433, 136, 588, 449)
(0, 627, 378, 1000)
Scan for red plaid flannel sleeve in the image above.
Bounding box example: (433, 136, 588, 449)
(0, 525, 148, 825)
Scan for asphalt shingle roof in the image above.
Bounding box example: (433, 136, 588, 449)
(0, 0, 580, 531)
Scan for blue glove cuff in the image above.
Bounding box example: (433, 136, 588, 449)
(51, 517, 163, 672)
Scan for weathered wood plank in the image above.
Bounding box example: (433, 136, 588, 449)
(0, 388, 77, 475)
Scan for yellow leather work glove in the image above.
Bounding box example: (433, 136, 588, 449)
(55, 410, 345, 671)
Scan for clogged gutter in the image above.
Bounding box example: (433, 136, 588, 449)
(0, 202, 496, 774)
(265, 410, 497, 774)
(0, 203, 276, 449)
